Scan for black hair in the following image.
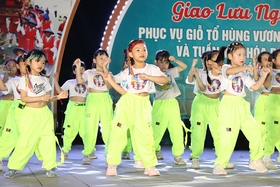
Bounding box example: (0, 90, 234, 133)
(26, 49, 47, 76)
(271, 48, 280, 69)
(257, 51, 271, 64)
(72, 60, 86, 71)
(155, 49, 174, 69)
(92, 48, 109, 68)
(5, 58, 17, 66)
(204, 50, 219, 84)
(15, 55, 27, 75)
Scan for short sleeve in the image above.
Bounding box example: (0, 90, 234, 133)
(61, 80, 70, 91)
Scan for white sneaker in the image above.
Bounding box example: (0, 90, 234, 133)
(191, 158, 200, 169)
(82, 155, 91, 165)
(106, 164, 117, 176)
(249, 159, 268, 173)
(213, 164, 227, 175)
(262, 157, 278, 170)
(89, 153, 97, 159)
(226, 162, 234, 169)
(0, 160, 2, 171)
(121, 152, 130, 160)
(144, 167, 160, 176)
(134, 160, 144, 169)
(276, 154, 280, 163)
(174, 156, 186, 165)
(8, 44, 12, 48)
(156, 151, 164, 160)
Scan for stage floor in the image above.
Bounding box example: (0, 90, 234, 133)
(1, 145, 280, 187)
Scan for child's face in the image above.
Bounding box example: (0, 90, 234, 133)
(228, 48, 246, 67)
(73, 66, 85, 75)
(16, 60, 27, 75)
(93, 54, 109, 68)
(129, 43, 147, 63)
(155, 58, 169, 72)
(260, 53, 270, 67)
(5, 60, 17, 76)
(273, 52, 280, 69)
(28, 57, 46, 75)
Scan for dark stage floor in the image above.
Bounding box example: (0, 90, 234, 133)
(1, 145, 280, 187)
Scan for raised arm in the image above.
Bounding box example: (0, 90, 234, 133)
(169, 56, 187, 73)
(53, 72, 64, 93)
(250, 67, 270, 91)
(74, 58, 85, 84)
(187, 59, 198, 83)
(226, 65, 252, 76)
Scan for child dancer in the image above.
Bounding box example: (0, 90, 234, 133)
(53, 61, 87, 159)
(262, 48, 280, 170)
(0, 55, 26, 171)
(213, 42, 269, 175)
(75, 48, 113, 164)
(152, 49, 187, 165)
(4, 49, 68, 178)
(103, 39, 168, 176)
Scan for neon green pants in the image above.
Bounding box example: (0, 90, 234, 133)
(254, 94, 280, 152)
(106, 93, 157, 168)
(82, 92, 113, 156)
(0, 100, 23, 159)
(189, 94, 220, 158)
(264, 94, 280, 156)
(62, 101, 86, 153)
(8, 106, 59, 171)
(123, 130, 133, 152)
(0, 100, 13, 136)
(152, 98, 184, 157)
(214, 96, 263, 168)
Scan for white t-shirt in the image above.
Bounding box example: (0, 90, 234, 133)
(114, 63, 166, 94)
(221, 64, 255, 97)
(185, 69, 205, 94)
(19, 75, 52, 96)
(201, 70, 223, 94)
(2, 76, 21, 100)
(82, 69, 109, 91)
(155, 67, 181, 100)
(0, 74, 14, 97)
(256, 70, 270, 93)
(270, 69, 280, 88)
(61, 79, 87, 98)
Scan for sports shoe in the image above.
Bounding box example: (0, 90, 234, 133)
(191, 158, 200, 169)
(4, 170, 17, 178)
(82, 155, 91, 165)
(174, 156, 186, 165)
(144, 167, 160, 176)
(106, 164, 117, 176)
(121, 152, 130, 160)
(156, 151, 164, 160)
(213, 165, 227, 175)
(0, 160, 2, 171)
(46, 168, 57, 178)
(134, 160, 144, 169)
(63, 152, 68, 159)
(276, 154, 280, 163)
(226, 162, 234, 169)
(262, 157, 278, 170)
(8, 44, 12, 48)
(249, 159, 268, 173)
(89, 153, 97, 159)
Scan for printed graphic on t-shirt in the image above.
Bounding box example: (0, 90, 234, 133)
(33, 83, 45, 94)
(156, 74, 172, 91)
(208, 78, 221, 92)
(93, 75, 105, 87)
(276, 72, 280, 83)
(121, 80, 129, 90)
(131, 73, 147, 90)
(74, 84, 86, 94)
(232, 76, 243, 93)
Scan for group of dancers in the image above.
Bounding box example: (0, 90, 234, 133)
(0, 39, 279, 178)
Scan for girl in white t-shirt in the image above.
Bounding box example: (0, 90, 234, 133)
(213, 42, 270, 175)
(262, 48, 280, 170)
(4, 49, 68, 178)
(54, 61, 87, 159)
(101, 39, 169, 176)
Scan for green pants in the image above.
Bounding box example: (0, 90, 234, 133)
(152, 98, 184, 157)
(0, 100, 13, 136)
(214, 96, 263, 168)
(189, 94, 220, 158)
(123, 130, 133, 152)
(0, 100, 23, 159)
(264, 94, 280, 156)
(82, 92, 113, 156)
(254, 94, 280, 152)
(8, 106, 59, 171)
(62, 101, 86, 153)
(106, 93, 157, 168)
